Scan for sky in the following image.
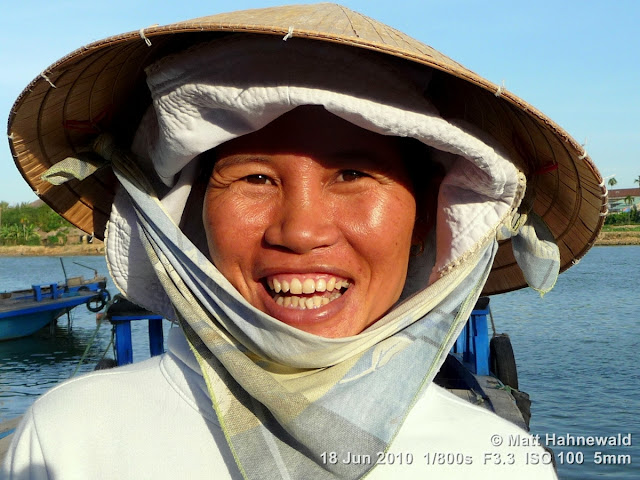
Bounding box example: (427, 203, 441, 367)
(1, 0, 638, 204)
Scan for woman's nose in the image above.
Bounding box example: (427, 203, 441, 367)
(263, 187, 340, 254)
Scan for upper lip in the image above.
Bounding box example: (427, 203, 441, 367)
(256, 265, 354, 282)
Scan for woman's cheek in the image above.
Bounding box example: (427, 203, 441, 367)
(204, 191, 274, 259)
(338, 190, 416, 244)
(208, 190, 273, 225)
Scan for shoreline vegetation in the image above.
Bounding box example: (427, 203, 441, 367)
(0, 230, 639, 257)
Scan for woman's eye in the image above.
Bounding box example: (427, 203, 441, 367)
(337, 170, 369, 182)
(243, 174, 273, 185)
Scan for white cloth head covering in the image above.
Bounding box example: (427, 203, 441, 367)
(107, 36, 525, 321)
(98, 35, 539, 479)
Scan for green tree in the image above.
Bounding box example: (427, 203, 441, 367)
(0, 225, 10, 245)
(0, 201, 8, 230)
(608, 177, 617, 188)
(0, 201, 74, 245)
(57, 226, 70, 245)
(41, 207, 70, 232)
(1, 224, 21, 245)
(624, 195, 634, 223)
(22, 223, 38, 244)
(19, 216, 28, 243)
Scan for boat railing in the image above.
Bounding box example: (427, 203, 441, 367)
(451, 296, 491, 376)
(31, 283, 62, 302)
(105, 296, 165, 366)
(7, 277, 107, 303)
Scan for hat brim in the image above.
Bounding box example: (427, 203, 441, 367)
(7, 3, 606, 295)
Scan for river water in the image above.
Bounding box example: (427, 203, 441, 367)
(1, 248, 638, 479)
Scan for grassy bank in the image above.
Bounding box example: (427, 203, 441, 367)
(0, 230, 638, 257)
(0, 243, 105, 257)
(596, 228, 640, 246)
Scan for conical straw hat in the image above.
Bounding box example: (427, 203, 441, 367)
(7, 3, 606, 295)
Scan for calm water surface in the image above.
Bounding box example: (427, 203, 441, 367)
(0, 256, 174, 420)
(491, 246, 639, 479)
(1, 248, 638, 479)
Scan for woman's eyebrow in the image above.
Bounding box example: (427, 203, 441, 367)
(213, 149, 392, 171)
(214, 154, 272, 170)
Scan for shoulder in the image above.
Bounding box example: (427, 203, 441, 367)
(1, 357, 163, 478)
(29, 355, 166, 418)
(368, 383, 557, 479)
(2, 353, 235, 479)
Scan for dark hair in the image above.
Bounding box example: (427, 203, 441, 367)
(396, 137, 444, 244)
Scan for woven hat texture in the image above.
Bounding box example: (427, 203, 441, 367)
(7, 3, 606, 295)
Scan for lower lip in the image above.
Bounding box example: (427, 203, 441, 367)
(257, 283, 351, 329)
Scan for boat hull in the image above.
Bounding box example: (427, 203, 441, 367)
(0, 278, 108, 341)
(0, 301, 90, 341)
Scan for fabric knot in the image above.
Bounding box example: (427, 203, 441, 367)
(40, 153, 107, 185)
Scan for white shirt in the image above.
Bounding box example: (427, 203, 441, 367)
(2, 329, 557, 479)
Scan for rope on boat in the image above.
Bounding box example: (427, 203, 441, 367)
(489, 307, 497, 337)
(70, 316, 105, 378)
(100, 329, 115, 364)
(70, 291, 118, 377)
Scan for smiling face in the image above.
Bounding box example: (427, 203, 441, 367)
(203, 106, 418, 338)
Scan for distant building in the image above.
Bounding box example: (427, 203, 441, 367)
(608, 188, 640, 213)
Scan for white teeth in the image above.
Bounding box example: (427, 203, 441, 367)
(302, 278, 315, 294)
(290, 278, 303, 295)
(271, 292, 345, 310)
(268, 276, 349, 294)
(268, 276, 350, 309)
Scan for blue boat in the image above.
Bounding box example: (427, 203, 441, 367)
(0, 276, 110, 341)
(434, 297, 531, 430)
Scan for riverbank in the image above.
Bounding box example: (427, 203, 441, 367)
(0, 243, 104, 257)
(596, 229, 640, 246)
(0, 231, 638, 256)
